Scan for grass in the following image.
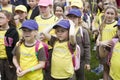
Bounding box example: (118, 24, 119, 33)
(85, 35, 103, 80)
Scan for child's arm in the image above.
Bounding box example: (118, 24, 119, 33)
(42, 25, 54, 41)
(18, 61, 45, 76)
(17, 61, 45, 77)
(69, 20, 76, 45)
(12, 45, 22, 76)
(13, 56, 22, 75)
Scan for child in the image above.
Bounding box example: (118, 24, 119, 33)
(96, 5, 118, 80)
(43, 19, 76, 80)
(35, 0, 58, 36)
(14, 5, 27, 28)
(1, 0, 15, 13)
(27, 0, 40, 19)
(109, 18, 120, 80)
(14, 5, 27, 37)
(70, 1, 89, 31)
(66, 8, 91, 80)
(0, 10, 19, 80)
(83, 2, 91, 30)
(12, 20, 46, 80)
(98, 18, 120, 80)
(53, 2, 65, 20)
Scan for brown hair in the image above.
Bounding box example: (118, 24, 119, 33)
(53, 2, 65, 14)
(0, 10, 16, 27)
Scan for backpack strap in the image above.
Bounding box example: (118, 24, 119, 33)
(35, 41, 49, 62)
(42, 42, 49, 60)
(107, 38, 118, 66)
(35, 40, 40, 59)
(68, 42, 75, 67)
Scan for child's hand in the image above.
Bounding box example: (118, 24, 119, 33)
(17, 70, 28, 77)
(84, 64, 91, 71)
(39, 32, 46, 41)
(14, 15, 20, 20)
(16, 67, 22, 76)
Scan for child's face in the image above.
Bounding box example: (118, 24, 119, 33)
(15, 10, 27, 20)
(39, 6, 51, 16)
(1, 0, 9, 5)
(21, 28, 37, 42)
(0, 12, 9, 26)
(28, 0, 37, 9)
(104, 8, 116, 23)
(55, 26, 69, 41)
(55, 6, 64, 18)
(67, 15, 79, 26)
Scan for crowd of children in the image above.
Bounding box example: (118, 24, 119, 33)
(0, 0, 120, 80)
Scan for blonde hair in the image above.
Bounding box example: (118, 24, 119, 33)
(99, 5, 118, 40)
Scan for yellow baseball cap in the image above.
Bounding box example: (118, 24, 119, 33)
(71, 1, 83, 9)
(15, 5, 27, 12)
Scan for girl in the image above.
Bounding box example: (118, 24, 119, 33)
(98, 19, 120, 80)
(66, 8, 91, 80)
(109, 18, 120, 80)
(14, 5, 27, 37)
(1, 0, 15, 13)
(27, 0, 40, 19)
(35, 0, 58, 35)
(14, 5, 27, 29)
(43, 19, 76, 80)
(12, 20, 46, 80)
(53, 2, 65, 20)
(96, 5, 118, 80)
(0, 10, 19, 80)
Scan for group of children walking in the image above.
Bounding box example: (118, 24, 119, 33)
(0, 0, 120, 80)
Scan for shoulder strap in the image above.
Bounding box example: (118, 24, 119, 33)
(67, 42, 75, 67)
(42, 42, 49, 59)
(112, 38, 118, 44)
(35, 40, 40, 59)
(67, 42, 74, 54)
(107, 38, 118, 66)
(35, 41, 49, 60)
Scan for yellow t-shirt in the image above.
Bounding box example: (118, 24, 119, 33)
(51, 41, 74, 79)
(27, 9, 33, 19)
(35, 15, 58, 34)
(94, 12, 104, 28)
(110, 42, 120, 80)
(101, 21, 117, 41)
(0, 30, 7, 58)
(18, 43, 43, 80)
(2, 4, 13, 13)
(16, 22, 22, 38)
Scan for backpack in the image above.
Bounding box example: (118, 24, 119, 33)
(35, 40, 49, 70)
(68, 43, 81, 71)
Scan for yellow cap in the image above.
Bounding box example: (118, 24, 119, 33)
(71, 0, 83, 8)
(15, 5, 27, 12)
